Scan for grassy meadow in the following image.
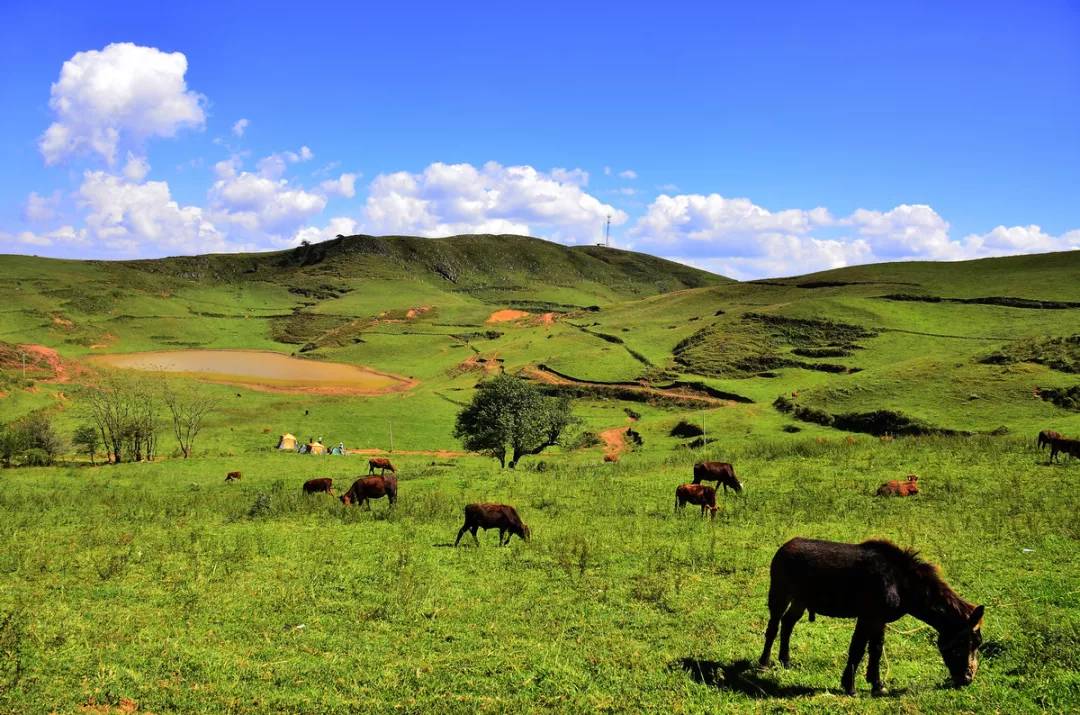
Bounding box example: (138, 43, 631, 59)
(1, 235, 1079, 712)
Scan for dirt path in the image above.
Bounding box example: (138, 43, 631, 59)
(487, 309, 530, 323)
(19, 344, 75, 382)
(346, 448, 469, 458)
(598, 427, 627, 462)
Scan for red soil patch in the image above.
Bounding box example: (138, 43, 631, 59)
(51, 314, 75, 330)
(452, 352, 501, 377)
(598, 427, 627, 462)
(405, 305, 433, 319)
(486, 309, 530, 323)
(538, 312, 556, 325)
(19, 344, 77, 383)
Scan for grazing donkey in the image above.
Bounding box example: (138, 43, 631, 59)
(759, 538, 984, 696)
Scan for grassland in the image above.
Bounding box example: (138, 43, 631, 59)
(1, 235, 1079, 712)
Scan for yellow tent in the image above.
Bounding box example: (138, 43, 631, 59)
(306, 441, 326, 455)
(277, 433, 298, 450)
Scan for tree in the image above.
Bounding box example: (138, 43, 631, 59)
(1, 412, 64, 467)
(72, 425, 99, 465)
(82, 375, 159, 463)
(453, 374, 575, 468)
(162, 383, 219, 458)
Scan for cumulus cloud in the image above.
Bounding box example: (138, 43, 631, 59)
(78, 171, 230, 255)
(208, 169, 327, 238)
(288, 216, 359, 247)
(23, 191, 61, 223)
(257, 146, 314, 179)
(232, 118, 250, 137)
(362, 161, 626, 242)
(39, 43, 205, 165)
(618, 169, 638, 180)
(628, 192, 1080, 279)
(319, 173, 358, 198)
(122, 153, 151, 182)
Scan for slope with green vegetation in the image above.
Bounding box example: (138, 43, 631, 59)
(1, 237, 1078, 713)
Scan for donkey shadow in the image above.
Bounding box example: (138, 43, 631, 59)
(678, 658, 910, 699)
(677, 658, 819, 698)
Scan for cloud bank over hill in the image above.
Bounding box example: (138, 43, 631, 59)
(4, 42, 1078, 279)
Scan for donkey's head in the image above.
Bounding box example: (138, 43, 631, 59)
(937, 605, 984, 687)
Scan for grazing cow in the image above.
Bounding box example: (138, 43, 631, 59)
(692, 461, 743, 494)
(760, 538, 984, 695)
(675, 483, 718, 518)
(1049, 436, 1080, 463)
(340, 475, 397, 509)
(302, 477, 335, 495)
(876, 474, 919, 497)
(1038, 430, 1063, 451)
(225, 471, 242, 482)
(454, 503, 530, 546)
(368, 457, 397, 475)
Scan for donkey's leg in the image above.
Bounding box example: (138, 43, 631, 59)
(841, 619, 871, 695)
(865, 623, 886, 695)
(778, 603, 806, 668)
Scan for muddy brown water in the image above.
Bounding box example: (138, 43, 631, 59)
(88, 350, 412, 394)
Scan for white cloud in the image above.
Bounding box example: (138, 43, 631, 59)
(551, 168, 589, 186)
(78, 171, 230, 255)
(39, 43, 205, 165)
(319, 173, 358, 198)
(628, 192, 1080, 279)
(208, 169, 327, 237)
(257, 145, 314, 179)
(288, 216, 359, 247)
(618, 169, 638, 180)
(232, 118, 250, 137)
(23, 191, 61, 223)
(362, 161, 627, 242)
(2, 225, 88, 249)
(122, 153, 150, 182)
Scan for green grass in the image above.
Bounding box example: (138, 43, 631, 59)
(1, 237, 1079, 712)
(0, 438, 1077, 713)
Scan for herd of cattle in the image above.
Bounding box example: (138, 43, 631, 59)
(211, 437, 1080, 695)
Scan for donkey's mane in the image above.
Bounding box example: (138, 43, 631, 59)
(862, 539, 973, 617)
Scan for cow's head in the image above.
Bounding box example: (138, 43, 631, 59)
(520, 524, 531, 542)
(340, 493, 352, 506)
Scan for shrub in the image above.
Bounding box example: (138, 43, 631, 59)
(669, 420, 704, 438)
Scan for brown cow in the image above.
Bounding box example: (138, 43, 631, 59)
(876, 474, 919, 497)
(675, 483, 718, 518)
(693, 461, 743, 494)
(454, 503, 530, 546)
(1049, 437, 1080, 463)
(368, 457, 397, 475)
(225, 471, 242, 482)
(302, 477, 335, 495)
(340, 475, 397, 508)
(1038, 430, 1063, 450)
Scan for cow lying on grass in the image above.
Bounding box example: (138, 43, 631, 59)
(675, 483, 718, 518)
(454, 503, 530, 546)
(877, 474, 919, 497)
(302, 477, 335, 495)
(341, 475, 397, 509)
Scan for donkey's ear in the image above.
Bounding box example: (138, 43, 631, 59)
(969, 605, 985, 629)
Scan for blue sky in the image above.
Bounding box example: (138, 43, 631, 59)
(1, 0, 1078, 278)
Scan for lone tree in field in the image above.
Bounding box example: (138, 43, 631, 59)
(72, 425, 99, 465)
(163, 383, 220, 459)
(453, 373, 574, 468)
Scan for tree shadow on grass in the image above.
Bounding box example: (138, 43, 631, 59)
(677, 658, 821, 698)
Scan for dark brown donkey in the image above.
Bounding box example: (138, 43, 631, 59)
(692, 461, 743, 494)
(759, 538, 984, 696)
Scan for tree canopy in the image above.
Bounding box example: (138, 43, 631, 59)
(453, 374, 574, 468)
